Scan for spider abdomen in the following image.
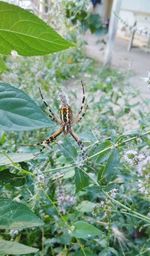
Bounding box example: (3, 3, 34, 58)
(60, 106, 73, 123)
(60, 105, 73, 134)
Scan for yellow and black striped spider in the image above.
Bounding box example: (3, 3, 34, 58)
(38, 81, 88, 155)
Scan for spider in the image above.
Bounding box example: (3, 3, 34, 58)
(38, 81, 88, 156)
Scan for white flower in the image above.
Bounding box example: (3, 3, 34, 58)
(137, 179, 149, 195)
(110, 188, 118, 198)
(137, 156, 150, 175)
(138, 153, 145, 162)
(124, 150, 138, 165)
(37, 174, 45, 184)
(56, 184, 76, 214)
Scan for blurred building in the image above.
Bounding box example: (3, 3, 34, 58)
(90, 0, 150, 49)
(118, 0, 150, 49)
(99, 0, 150, 49)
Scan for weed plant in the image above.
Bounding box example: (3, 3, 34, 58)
(0, 1, 150, 255)
(0, 46, 150, 255)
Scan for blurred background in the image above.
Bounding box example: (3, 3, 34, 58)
(5, 0, 150, 76)
(3, 0, 150, 106)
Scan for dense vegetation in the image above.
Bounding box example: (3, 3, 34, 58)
(0, 1, 150, 255)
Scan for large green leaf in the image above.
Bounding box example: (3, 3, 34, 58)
(0, 239, 38, 255)
(0, 198, 44, 229)
(0, 83, 52, 131)
(0, 152, 35, 166)
(72, 221, 100, 239)
(0, 1, 73, 56)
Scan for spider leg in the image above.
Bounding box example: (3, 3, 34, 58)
(74, 81, 88, 124)
(39, 87, 60, 124)
(69, 129, 87, 159)
(38, 127, 63, 152)
(78, 80, 86, 116)
(75, 104, 88, 124)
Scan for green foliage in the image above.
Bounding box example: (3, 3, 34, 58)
(0, 83, 52, 131)
(1, 57, 150, 254)
(72, 221, 100, 239)
(0, 239, 38, 255)
(0, 152, 35, 166)
(0, 1, 73, 56)
(0, 200, 41, 253)
(0, 169, 26, 187)
(76, 200, 97, 213)
(75, 167, 90, 192)
(86, 14, 107, 34)
(1, 57, 150, 255)
(0, 1, 150, 255)
(65, 0, 107, 34)
(0, 198, 43, 229)
(65, 1, 87, 25)
(104, 149, 120, 179)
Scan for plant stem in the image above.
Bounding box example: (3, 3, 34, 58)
(87, 130, 150, 161)
(80, 167, 150, 224)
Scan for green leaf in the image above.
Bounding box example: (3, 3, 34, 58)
(0, 239, 38, 255)
(0, 152, 35, 166)
(75, 167, 90, 192)
(0, 198, 44, 229)
(0, 83, 52, 131)
(72, 221, 100, 239)
(0, 1, 73, 56)
(89, 140, 112, 164)
(95, 140, 112, 163)
(76, 200, 97, 213)
(60, 137, 77, 161)
(104, 149, 119, 178)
